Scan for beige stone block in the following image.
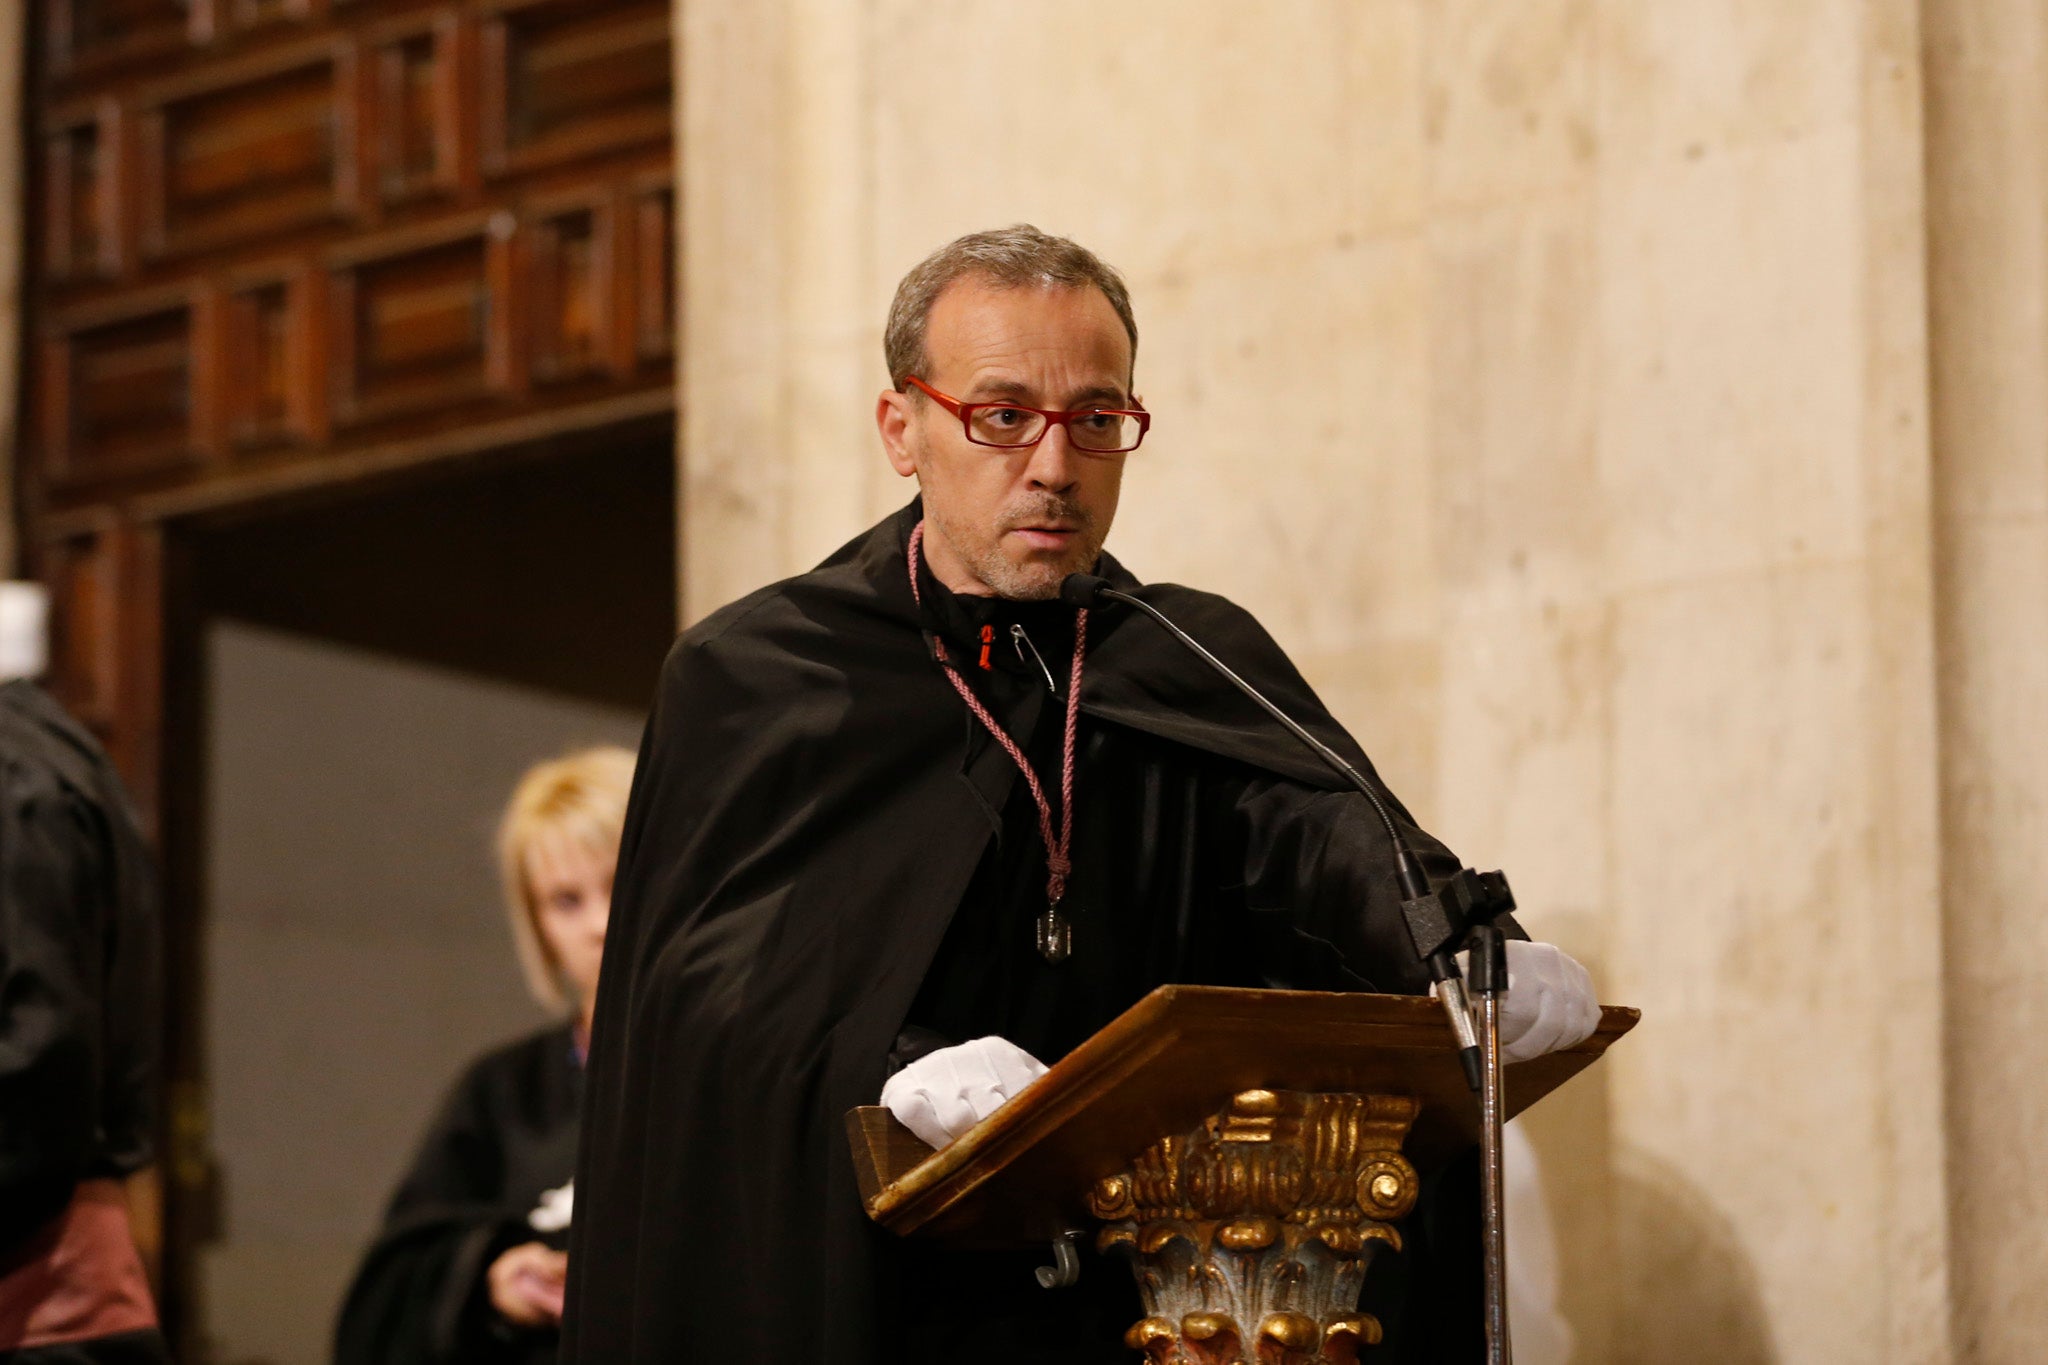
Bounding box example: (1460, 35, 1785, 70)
(1422, 0, 1596, 209)
(1927, 12, 2048, 1348)
(1433, 594, 1614, 928)
(1107, 233, 1436, 652)
(1517, 1019, 1620, 1364)
(781, 300, 893, 564)
(1937, 515, 2048, 1364)
(1604, 1140, 1780, 1364)
(1594, 0, 1861, 165)
(865, 0, 1425, 280)
(1288, 635, 1445, 832)
(1427, 192, 1603, 605)
(1603, 564, 1946, 1362)
(1597, 128, 1869, 591)
(1608, 567, 1876, 1016)
(1923, 8, 2048, 519)
(678, 0, 807, 615)
(1936, 519, 2048, 927)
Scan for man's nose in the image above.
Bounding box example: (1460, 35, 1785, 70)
(1024, 423, 1080, 490)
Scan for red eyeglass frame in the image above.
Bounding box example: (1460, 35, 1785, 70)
(903, 375, 1152, 454)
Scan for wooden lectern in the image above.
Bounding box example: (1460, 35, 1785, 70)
(848, 985, 1637, 1362)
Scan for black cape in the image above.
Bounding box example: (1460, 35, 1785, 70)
(0, 681, 160, 1251)
(563, 503, 1490, 1363)
(333, 1025, 582, 1365)
(0, 680, 165, 1364)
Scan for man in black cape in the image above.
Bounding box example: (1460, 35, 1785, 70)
(562, 227, 1599, 1363)
(1, 586, 169, 1364)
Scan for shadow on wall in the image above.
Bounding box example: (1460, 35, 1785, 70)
(1608, 1145, 1778, 1365)
(1516, 922, 1777, 1365)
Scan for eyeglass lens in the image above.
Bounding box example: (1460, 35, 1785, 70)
(965, 406, 1138, 452)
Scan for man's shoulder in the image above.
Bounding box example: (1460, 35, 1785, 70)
(674, 555, 880, 652)
(1134, 580, 1263, 623)
(654, 551, 907, 703)
(0, 681, 123, 813)
(1116, 580, 1293, 663)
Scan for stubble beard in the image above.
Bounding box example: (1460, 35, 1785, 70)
(930, 495, 1102, 601)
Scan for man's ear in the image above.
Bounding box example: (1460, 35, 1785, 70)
(876, 390, 918, 478)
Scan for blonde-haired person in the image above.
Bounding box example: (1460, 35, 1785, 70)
(334, 747, 634, 1365)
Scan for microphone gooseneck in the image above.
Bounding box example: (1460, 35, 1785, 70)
(1060, 571, 1486, 1088)
(1058, 573, 1427, 895)
(1057, 570, 1526, 1361)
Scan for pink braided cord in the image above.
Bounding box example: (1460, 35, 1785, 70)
(908, 522, 1088, 904)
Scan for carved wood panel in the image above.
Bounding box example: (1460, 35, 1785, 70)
(25, 0, 674, 518)
(49, 0, 198, 78)
(42, 289, 209, 487)
(137, 43, 357, 259)
(481, 1, 671, 176)
(632, 174, 675, 366)
(369, 15, 463, 206)
(330, 218, 511, 423)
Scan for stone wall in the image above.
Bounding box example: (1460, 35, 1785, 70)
(669, 2, 1987, 1358)
(1923, 4, 2048, 1360)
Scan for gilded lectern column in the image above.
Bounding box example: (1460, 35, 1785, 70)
(1088, 1089, 1420, 1365)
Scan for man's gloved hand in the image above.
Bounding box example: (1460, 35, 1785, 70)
(1495, 941, 1602, 1064)
(879, 1036, 1048, 1149)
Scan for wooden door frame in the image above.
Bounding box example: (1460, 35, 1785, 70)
(27, 398, 675, 1355)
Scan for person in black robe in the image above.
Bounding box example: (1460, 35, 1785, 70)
(0, 592, 169, 1364)
(332, 747, 635, 1365)
(561, 226, 1599, 1364)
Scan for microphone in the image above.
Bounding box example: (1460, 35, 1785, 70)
(1060, 571, 1486, 1085)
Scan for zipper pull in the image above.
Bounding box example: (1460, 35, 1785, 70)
(1011, 623, 1061, 696)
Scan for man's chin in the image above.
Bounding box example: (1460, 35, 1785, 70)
(987, 550, 1093, 601)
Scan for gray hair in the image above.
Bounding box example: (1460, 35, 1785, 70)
(883, 225, 1139, 388)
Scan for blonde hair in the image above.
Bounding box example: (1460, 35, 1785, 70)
(496, 746, 637, 1013)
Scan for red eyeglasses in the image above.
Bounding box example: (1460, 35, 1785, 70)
(904, 376, 1151, 454)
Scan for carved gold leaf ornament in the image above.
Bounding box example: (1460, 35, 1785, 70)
(1259, 1311, 1320, 1350)
(1090, 1172, 1137, 1221)
(1092, 1090, 1422, 1364)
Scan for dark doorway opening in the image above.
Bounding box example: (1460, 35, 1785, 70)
(159, 422, 675, 1363)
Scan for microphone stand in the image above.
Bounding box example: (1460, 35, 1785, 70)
(1058, 574, 1522, 1364)
(1403, 867, 1518, 1365)
(1470, 920, 1513, 1365)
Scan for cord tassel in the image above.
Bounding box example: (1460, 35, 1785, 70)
(910, 522, 1087, 963)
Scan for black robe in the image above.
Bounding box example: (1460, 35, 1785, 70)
(0, 680, 166, 1365)
(563, 502, 1492, 1363)
(333, 1025, 582, 1365)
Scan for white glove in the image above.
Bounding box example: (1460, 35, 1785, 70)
(879, 1036, 1048, 1149)
(1494, 940, 1602, 1064)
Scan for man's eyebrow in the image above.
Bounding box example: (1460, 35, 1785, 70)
(964, 377, 1035, 401)
(962, 379, 1132, 407)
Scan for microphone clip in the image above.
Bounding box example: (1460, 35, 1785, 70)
(1400, 867, 1516, 964)
(1401, 867, 1516, 1094)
